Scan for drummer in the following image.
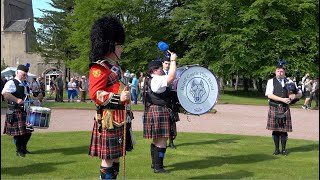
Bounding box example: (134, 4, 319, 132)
(2, 64, 34, 157)
(143, 52, 179, 174)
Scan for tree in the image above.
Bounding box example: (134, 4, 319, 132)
(169, 0, 319, 90)
(66, 0, 175, 74)
(35, 0, 77, 69)
(1, 59, 8, 71)
(40, 0, 318, 84)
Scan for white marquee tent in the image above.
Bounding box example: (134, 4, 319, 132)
(1, 67, 37, 81)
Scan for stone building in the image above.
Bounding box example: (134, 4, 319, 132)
(1, 0, 68, 90)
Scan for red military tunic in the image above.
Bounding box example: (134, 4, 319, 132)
(88, 59, 127, 160)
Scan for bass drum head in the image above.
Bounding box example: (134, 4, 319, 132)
(176, 66, 219, 115)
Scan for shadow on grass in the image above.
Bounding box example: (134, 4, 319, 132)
(168, 153, 275, 172)
(189, 170, 254, 179)
(31, 145, 89, 155)
(288, 143, 319, 155)
(175, 138, 240, 147)
(1, 161, 74, 176)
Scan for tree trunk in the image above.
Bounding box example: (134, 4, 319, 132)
(252, 79, 257, 90)
(234, 75, 239, 91)
(219, 77, 224, 92)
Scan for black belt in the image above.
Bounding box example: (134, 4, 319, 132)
(100, 104, 125, 110)
(8, 104, 25, 111)
(269, 101, 288, 108)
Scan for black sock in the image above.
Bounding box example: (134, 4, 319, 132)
(112, 162, 120, 178)
(272, 131, 280, 150)
(280, 132, 288, 151)
(100, 166, 113, 179)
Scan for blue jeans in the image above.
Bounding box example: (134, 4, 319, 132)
(131, 88, 138, 104)
(68, 90, 75, 100)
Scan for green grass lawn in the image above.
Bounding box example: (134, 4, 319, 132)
(1, 131, 319, 179)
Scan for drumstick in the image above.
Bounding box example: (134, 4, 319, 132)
(158, 41, 172, 55)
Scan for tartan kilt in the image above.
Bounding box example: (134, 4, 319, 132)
(3, 109, 28, 136)
(143, 105, 177, 139)
(266, 106, 292, 132)
(88, 118, 124, 160)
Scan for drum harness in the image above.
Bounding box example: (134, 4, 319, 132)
(6, 80, 33, 124)
(143, 75, 184, 122)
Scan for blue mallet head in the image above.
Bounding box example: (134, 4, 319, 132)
(158, 41, 169, 52)
(279, 60, 286, 66)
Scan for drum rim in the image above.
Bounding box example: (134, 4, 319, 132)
(176, 65, 220, 115)
(28, 106, 51, 113)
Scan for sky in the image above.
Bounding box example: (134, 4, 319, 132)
(32, 0, 56, 30)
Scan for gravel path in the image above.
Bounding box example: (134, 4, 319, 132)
(1, 104, 318, 140)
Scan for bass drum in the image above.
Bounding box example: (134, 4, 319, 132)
(172, 65, 219, 115)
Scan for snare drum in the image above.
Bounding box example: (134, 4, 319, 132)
(26, 106, 51, 128)
(172, 65, 219, 115)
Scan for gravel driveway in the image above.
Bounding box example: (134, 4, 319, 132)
(1, 104, 318, 140)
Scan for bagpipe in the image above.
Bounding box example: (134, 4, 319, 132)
(277, 57, 300, 104)
(157, 41, 219, 115)
(285, 78, 300, 104)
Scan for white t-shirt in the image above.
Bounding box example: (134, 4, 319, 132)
(68, 81, 77, 90)
(265, 78, 285, 96)
(1, 77, 30, 96)
(265, 78, 302, 96)
(150, 74, 168, 94)
(30, 81, 40, 92)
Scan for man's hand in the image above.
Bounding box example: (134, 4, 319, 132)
(120, 89, 130, 102)
(289, 94, 296, 100)
(282, 97, 291, 104)
(16, 98, 24, 105)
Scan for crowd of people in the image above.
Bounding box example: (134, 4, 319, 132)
(11, 73, 90, 103)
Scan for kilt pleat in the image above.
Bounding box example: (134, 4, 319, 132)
(143, 105, 177, 139)
(266, 106, 292, 132)
(3, 109, 28, 136)
(88, 118, 124, 160)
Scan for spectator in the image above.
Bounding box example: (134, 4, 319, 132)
(74, 76, 80, 99)
(308, 77, 319, 110)
(30, 78, 40, 100)
(67, 78, 77, 102)
(302, 76, 313, 109)
(55, 73, 64, 102)
(301, 73, 310, 93)
(130, 73, 138, 104)
(37, 77, 46, 102)
(138, 72, 145, 102)
(79, 76, 89, 102)
(49, 77, 56, 98)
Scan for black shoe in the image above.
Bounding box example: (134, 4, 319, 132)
(282, 150, 288, 156)
(154, 168, 170, 174)
(16, 150, 25, 157)
(151, 164, 165, 169)
(169, 142, 176, 149)
(273, 149, 280, 155)
(24, 149, 32, 154)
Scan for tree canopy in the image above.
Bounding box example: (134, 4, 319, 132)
(36, 0, 319, 81)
